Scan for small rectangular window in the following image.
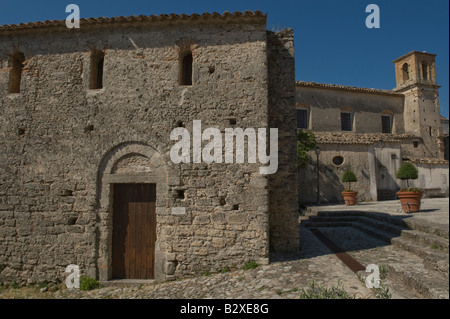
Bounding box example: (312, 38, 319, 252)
(422, 62, 428, 81)
(341, 112, 352, 131)
(89, 50, 104, 90)
(381, 115, 392, 133)
(296, 109, 308, 129)
(180, 52, 193, 86)
(8, 52, 25, 93)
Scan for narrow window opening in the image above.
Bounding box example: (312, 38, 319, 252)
(341, 112, 353, 131)
(444, 137, 449, 160)
(232, 204, 239, 210)
(422, 62, 428, 81)
(180, 52, 193, 85)
(381, 115, 392, 133)
(402, 63, 409, 81)
(413, 141, 419, 148)
(97, 57, 104, 88)
(90, 50, 105, 89)
(296, 109, 308, 129)
(8, 52, 25, 93)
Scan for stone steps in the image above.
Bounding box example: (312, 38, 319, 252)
(300, 209, 449, 298)
(386, 262, 449, 299)
(352, 221, 398, 243)
(400, 229, 449, 253)
(391, 237, 449, 276)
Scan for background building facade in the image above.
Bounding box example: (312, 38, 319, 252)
(297, 51, 449, 205)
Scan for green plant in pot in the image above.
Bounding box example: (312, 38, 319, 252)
(341, 170, 358, 205)
(396, 162, 422, 213)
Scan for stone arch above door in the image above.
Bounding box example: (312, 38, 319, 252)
(96, 141, 174, 282)
(97, 142, 171, 209)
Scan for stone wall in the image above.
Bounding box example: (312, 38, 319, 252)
(267, 29, 299, 253)
(299, 144, 375, 205)
(0, 14, 299, 284)
(410, 162, 449, 197)
(295, 85, 405, 134)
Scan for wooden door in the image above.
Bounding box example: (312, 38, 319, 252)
(112, 184, 156, 279)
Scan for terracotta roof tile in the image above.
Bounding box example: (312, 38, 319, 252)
(405, 157, 449, 165)
(313, 131, 418, 145)
(296, 81, 402, 97)
(0, 10, 266, 32)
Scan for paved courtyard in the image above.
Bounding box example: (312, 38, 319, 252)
(1, 198, 448, 299)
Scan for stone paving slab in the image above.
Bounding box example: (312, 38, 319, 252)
(307, 198, 449, 227)
(1, 198, 447, 299)
(0, 224, 405, 299)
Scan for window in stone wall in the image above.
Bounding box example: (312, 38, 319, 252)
(180, 51, 193, 86)
(332, 156, 344, 166)
(381, 115, 392, 133)
(341, 112, 353, 131)
(8, 51, 25, 93)
(89, 49, 104, 89)
(444, 136, 449, 160)
(402, 63, 409, 81)
(296, 109, 308, 129)
(422, 61, 428, 81)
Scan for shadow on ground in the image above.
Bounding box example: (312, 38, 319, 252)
(270, 209, 415, 263)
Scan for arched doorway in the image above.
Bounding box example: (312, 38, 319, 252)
(96, 142, 169, 281)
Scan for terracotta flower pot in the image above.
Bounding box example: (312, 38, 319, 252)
(342, 190, 358, 205)
(396, 191, 423, 213)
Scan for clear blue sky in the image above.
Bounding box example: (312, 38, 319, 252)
(1, 0, 448, 118)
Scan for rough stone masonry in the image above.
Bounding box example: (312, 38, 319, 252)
(0, 11, 299, 283)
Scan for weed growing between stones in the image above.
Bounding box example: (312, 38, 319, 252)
(243, 261, 258, 271)
(299, 281, 354, 299)
(356, 268, 392, 299)
(220, 266, 231, 273)
(80, 277, 100, 291)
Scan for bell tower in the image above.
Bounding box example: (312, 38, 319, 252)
(393, 51, 442, 158)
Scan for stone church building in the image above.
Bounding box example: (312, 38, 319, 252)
(0, 11, 299, 284)
(297, 51, 449, 204)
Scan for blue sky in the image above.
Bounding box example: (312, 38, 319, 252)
(1, 0, 448, 118)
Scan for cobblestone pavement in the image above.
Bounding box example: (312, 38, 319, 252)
(1, 199, 447, 299)
(0, 225, 411, 299)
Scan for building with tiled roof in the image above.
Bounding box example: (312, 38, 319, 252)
(296, 51, 449, 204)
(0, 10, 298, 284)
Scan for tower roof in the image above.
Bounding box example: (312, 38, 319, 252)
(393, 50, 437, 63)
